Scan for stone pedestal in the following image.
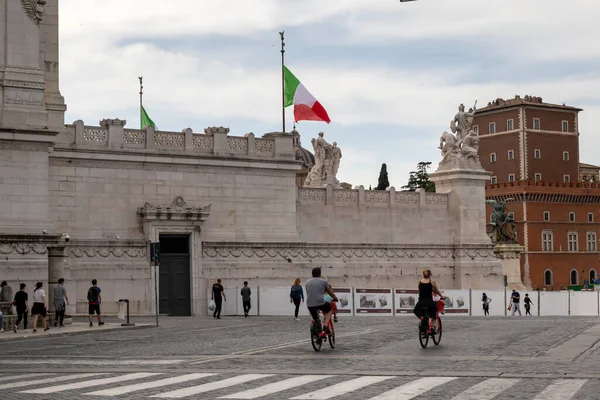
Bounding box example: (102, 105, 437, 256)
(494, 243, 527, 290)
(430, 165, 504, 289)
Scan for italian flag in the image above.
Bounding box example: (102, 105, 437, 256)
(284, 66, 331, 124)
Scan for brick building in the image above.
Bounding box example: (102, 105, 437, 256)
(486, 181, 600, 290)
(475, 95, 581, 184)
(478, 95, 600, 289)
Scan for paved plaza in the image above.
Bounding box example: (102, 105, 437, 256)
(1, 315, 600, 399)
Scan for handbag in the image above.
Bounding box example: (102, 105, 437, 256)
(507, 304, 512, 311)
(208, 300, 215, 312)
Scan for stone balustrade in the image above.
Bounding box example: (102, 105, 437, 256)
(298, 186, 448, 208)
(64, 120, 293, 160)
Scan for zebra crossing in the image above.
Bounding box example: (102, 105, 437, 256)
(0, 371, 594, 399)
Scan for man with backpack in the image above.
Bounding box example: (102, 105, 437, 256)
(87, 279, 104, 327)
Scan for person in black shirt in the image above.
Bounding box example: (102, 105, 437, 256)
(524, 293, 534, 316)
(211, 278, 226, 319)
(13, 283, 29, 332)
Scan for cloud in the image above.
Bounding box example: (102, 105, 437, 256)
(59, 0, 600, 186)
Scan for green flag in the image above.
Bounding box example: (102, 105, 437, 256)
(141, 105, 156, 129)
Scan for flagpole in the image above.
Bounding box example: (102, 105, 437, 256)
(138, 76, 143, 129)
(279, 31, 285, 133)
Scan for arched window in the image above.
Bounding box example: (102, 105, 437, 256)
(570, 269, 578, 285)
(590, 269, 597, 283)
(544, 270, 552, 286)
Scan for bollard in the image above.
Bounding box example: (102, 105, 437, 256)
(118, 299, 135, 327)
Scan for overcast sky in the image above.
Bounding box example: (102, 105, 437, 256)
(59, 0, 600, 188)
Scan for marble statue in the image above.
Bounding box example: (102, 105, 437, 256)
(486, 198, 517, 242)
(437, 102, 483, 170)
(21, 0, 46, 25)
(304, 132, 342, 187)
(459, 129, 480, 161)
(451, 102, 477, 141)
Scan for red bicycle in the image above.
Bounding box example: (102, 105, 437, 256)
(310, 302, 336, 352)
(418, 300, 444, 348)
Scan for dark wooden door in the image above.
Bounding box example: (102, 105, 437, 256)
(158, 235, 191, 316)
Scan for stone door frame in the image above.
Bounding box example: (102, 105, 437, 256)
(137, 196, 211, 316)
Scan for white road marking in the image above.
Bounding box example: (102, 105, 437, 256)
(0, 373, 52, 382)
(368, 377, 457, 400)
(532, 379, 587, 400)
(220, 375, 332, 399)
(0, 359, 183, 365)
(20, 373, 161, 394)
(450, 378, 520, 399)
(291, 376, 395, 400)
(0, 373, 104, 390)
(151, 374, 273, 398)
(84, 373, 216, 396)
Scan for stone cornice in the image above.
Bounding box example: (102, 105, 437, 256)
(137, 196, 211, 222)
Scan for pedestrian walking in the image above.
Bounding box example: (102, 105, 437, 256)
(524, 293, 534, 315)
(482, 292, 492, 316)
(240, 281, 251, 317)
(87, 279, 104, 327)
(290, 277, 304, 321)
(13, 283, 28, 333)
(211, 278, 226, 319)
(31, 282, 49, 333)
(53, 278, 70, 327)
(509, 289, 521, 316)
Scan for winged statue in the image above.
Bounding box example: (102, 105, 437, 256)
(20, 0, 46, 25)
(486, 198, 517, 242)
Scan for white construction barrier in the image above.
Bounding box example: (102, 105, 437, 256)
(540, 291, 569, 316)
(332, 288, 353, 317)
(441, 289, 470, 315)
(569, 291, 598, 316)
(258, 287, 310, 317)
(471, 290, 505, 316)
(395, 289, 418, 315)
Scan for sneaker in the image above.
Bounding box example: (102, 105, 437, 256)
(89, 322, 93, 327)
(334, 317, 338, 323)
(0, 328, 4, 333)
(23, 329, 28, 333)
(98, 322, 105, 326)
(53, 322, 57, 327)
(323, 326, 331, 335)
(59, 324, 65, 328)
(44, 328, 50, 332)
(13, 325, 17, 333)
(32, 329, 37, 333)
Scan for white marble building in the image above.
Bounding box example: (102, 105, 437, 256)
(0, 1, 503, 316)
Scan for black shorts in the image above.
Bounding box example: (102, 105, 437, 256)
(31, 303, 46, 316)
(308, 302, 332, 320)
(89, 304, 101, 315)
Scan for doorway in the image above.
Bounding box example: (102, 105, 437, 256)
(158, 234, 191, 316)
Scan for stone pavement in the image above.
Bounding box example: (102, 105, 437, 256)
(1, 315, 600, 399)
(0, 320, 153, 341)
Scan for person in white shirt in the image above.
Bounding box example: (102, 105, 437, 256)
(31, 282, 49, 333)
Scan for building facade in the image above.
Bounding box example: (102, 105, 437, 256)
(486, 181, 600, 290)
(475, 95, 581, 184)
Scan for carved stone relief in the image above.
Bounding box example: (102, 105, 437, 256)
(20, 0, 46, 25)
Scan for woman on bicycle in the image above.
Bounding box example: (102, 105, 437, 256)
(413, 269, 445, 326)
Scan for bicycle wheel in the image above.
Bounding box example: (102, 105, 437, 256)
(432, 316, 442, 346)
(328, 321, 335, 349)
(310, 323, 322, 352)
(418, 319, 429, 348)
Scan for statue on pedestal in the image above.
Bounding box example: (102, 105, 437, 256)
(437, 101, 483, 170)
(304, 132, 342, 187)
(486, 198, 517, 242)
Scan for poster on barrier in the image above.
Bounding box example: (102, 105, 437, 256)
(332, 288, 353, 314)
(441, 289, 469, 314)
(354, 288, 393, 314)
(395, 289, 418, 314)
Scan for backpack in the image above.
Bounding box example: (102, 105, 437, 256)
(87, 286, 96, 302)
(291, 286, 300, 298)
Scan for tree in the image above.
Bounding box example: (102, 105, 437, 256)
(402, 161, 436, 192)
(375, 163, 390, 190)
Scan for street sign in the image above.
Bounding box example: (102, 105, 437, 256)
(503, 275, 508, 287)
